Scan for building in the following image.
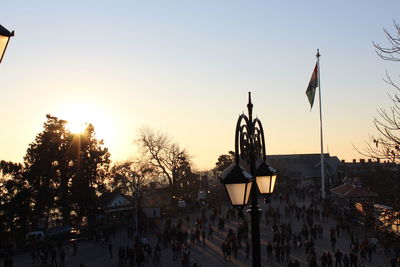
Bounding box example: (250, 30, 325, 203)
(98, 191, 134, 219)
(340, 158, 400, 178)
(266, 153, 342, 188)
(329, 177, 377, 213)
(141, 187, 173, 216)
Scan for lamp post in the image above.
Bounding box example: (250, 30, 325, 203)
(220, 92, 278, 267)
(0, 24, 14, 63)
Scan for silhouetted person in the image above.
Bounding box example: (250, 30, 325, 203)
(245, 241, 250, 259)
(109, 242, 113, 258)
(73, 241, 78, 256)
(349, 252, 358, 267)
(390, 257, 397, 267)
(50, 247, 57, 267)
(4, 254, 13, 267)
(60, 248, 65, 267)
(343, 254, 350, 267)
(335, 249, 343, 267)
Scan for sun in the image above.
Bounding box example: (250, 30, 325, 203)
(64, 105, 90, 134)
(56, 102, 118, 147)
(67, 120, 87, 134)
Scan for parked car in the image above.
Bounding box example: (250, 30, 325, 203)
(25, 225, 84, 247)
(25, 231, 45, 247)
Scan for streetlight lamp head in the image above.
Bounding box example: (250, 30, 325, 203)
(219, 92, 279, 266)
(220, 162, 253, 207)
(255, 161, 278, 196)
(0, 24, 14, 63)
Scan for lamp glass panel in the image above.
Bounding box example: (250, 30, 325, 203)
(225, 182, 252, 206)
(256, 176, 272, 194)
(270, 174, 277, 193)
(244, 181, 252, 204)
(0, 35, 9, 62)
(256, 174, 277, 194)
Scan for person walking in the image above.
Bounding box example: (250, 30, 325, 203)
(267, 242, 273, 262)
(172, 242, 177, 261)
(3, 254, 13, 267)
(154, 243, 161, 267)
(59, 248, 65, 267)
(73, 241, 78, 256)
(136, 246, 145, 267)
(221, 241, 227, 260)
(334, 249, 343, 267)
(232, 241, 238, 259)
(226, 242, 231, 260)
(50, 247, 57, 267)
(146, 244, 152, 262)
(349, 252, 358, 267)
(390, 257, 397, 267)
(327, 252, 333, 267)
(330, 236, 336, 251)
(321, 252, 327, 267)
(342, 254, 350, 267)
(109, 242, 113, 259)
(245, 241, 250, 259)
(31, 249, 36, 265)
(208, 224, 213, 240)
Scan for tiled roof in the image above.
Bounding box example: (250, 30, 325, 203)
(330, 184, 354, 194)
(330, 184, 377, 198)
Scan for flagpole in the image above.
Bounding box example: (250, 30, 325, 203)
(317, 49, 325, 199)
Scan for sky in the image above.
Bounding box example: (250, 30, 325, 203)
(1, 1, 400, 170)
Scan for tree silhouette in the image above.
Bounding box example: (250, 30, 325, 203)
(360, 21, 400, 162)
(0, 161, 30, 247)
(24, 115, 70, 228)
(69, 123, 110, 228)
(213, 151, 235, 175)
(110, 160, 155, 202)
(1, 115, 111, 245)
(135, 127, 192, 198)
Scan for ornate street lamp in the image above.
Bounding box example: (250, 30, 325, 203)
(0, 24, 14, 63)
(220, 92, 278, 267)
(220, 162, 252, 207)
(255, 161, 277, 196)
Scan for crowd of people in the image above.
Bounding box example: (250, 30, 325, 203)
(3, 184, 400, 266)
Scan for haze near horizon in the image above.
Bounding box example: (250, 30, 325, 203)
(1, 1, 400, 170)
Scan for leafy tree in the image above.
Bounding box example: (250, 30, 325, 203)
(213, 151, 235, 174)
(1, 114, 111, 245)
(172, 153, 200, 203)
(16, 115, 110, 229)
(0, 161, 30, 246)
(69, 124, 111, 228)
(24, 115, 70, 228)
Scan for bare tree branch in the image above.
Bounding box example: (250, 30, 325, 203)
(135, 127, 191, 188)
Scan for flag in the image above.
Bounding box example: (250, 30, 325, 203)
(306, 63, 318, 109)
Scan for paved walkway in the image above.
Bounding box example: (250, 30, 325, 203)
(8, 194, 396, 267)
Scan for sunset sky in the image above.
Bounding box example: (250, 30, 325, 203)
(1, 1, 400, 170)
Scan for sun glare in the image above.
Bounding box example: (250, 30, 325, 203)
(56, 101, 118, 151)
(63, 105, 90, 134)
(67, 120, 87, 134)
